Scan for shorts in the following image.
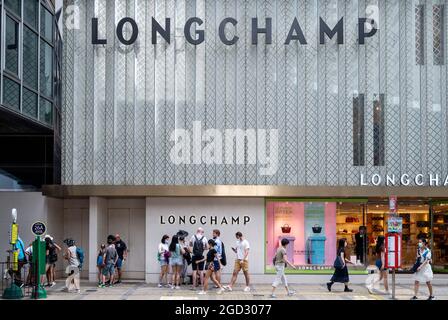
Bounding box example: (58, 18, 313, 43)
(213, 260, 220, 271)
(192, 255, 205, 271)
(375, 259, 386, 271)
(170, 257, 183, 266)
(234, 259, 249, 272)
(205, 261, 220, 272)
(116, 257, 123, 269)
(159, 259, 169, 267)
(102, 263, 115, 276)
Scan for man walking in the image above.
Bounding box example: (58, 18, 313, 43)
(62, 238, 80, 293)
(114, 234, 128, 284)
(223, 232, 251, 292)
(213, 229, 224, 284)
(190, 227, 207, 288)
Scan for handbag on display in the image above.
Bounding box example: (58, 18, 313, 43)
(312, 224, 322, 233)
(281, 224, 291, 233)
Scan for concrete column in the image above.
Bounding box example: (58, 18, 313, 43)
(145, 197, 151, 283)
(88, 197, 107, 282)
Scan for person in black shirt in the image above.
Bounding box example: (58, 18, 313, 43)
(195, 239, 224, 295)
(114, 234, 128, 284)
(355, 226, 368, 264)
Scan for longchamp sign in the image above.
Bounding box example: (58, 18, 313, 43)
(91, 17, 377, 46)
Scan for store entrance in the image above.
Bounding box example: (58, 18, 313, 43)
(431, 203, 448, 269)
(366, 200, 430, 268)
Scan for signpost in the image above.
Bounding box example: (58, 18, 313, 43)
(387, 196, 401, 300)
(31, 221, 47, 299)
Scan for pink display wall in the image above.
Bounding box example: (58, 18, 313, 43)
(266, 201, 336, 266)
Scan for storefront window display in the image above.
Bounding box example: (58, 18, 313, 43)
(366, 202, 430, 267)
(266, 201, 336, 271)
(431, 203, 448, 268)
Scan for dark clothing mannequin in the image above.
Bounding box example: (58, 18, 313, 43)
(355, 227, 368, 263)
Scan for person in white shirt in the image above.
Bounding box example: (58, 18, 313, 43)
(411, 238, 434, 300)
(189, 227, 208, 288)
(157, 235, 170, 288)
(223, 232, 251, 292)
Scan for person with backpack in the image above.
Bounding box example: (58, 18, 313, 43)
(10, 236, 27, 287)
(196, 239, 225, 295)
(157, 235, 170, 288)
(44, 235, 61, 288)
(326, 238, 354, 292)
(411, 238, 434, 300)
(99, 235, 118, 288)
(190, 228, 208, 288)
(97, 244, 106, 285)
(270, 238, 297, 298)
(62, 238, 81, 293)
(212, 229, 226, 284)
(169, 235, 185, 289)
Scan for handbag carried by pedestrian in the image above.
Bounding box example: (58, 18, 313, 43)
(333, 255, 344, 270)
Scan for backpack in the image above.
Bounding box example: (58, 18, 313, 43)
(76, 247, 85, 269)
(220, 241, 227, 266)
(192, 235, 205, 257)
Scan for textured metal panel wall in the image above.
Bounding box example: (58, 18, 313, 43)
(62, 0, 448, 186)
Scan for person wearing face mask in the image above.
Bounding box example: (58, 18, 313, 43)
(411, 238, 434, 300)
(157, 235, 170, 288)
(327, 238, 354, 292)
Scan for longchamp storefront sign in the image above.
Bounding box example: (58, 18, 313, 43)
(91, 16, 378, 46)
(360, 173, 448, 187)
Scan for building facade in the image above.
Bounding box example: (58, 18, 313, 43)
(1, 0, 448, 283)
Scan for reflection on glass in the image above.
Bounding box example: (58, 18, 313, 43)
(3, 77, 20, 110)
(40, 98, 53, 125)
(24, 0, 39, 29)
(40, 40, 53, 97)
(41, 5, 53, 41)
(23, 88, 38, 118)
(23, 27, 39, 89)
(5, 0, 21, 17)
(5, 16, 19, 75)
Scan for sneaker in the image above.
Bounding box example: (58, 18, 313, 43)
(76, 289, 81, 294)
(326, 282, 332, 292)
(198, 290, 207, 295)
(114, 280, 121, 285)
(427, 296, 435, 300)
(223, 285, 232, 292)
(175, 286, 181, 290)
(98, 284, 105, 288)
(217, 288, 224, 294)
(61, 287, 70, 292)
(287, 290, 296, 296)
(411, 296, 418, 300)
(157, 284, 163, 288)
(244, 286, 251, 292)
(270, 294, 277, 299)
(170, 285, 175, 290)
(50, 282, 56, 288)
(344, 287, 353, 292)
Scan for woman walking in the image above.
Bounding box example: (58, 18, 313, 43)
(157, 235, 170, 288)
(411, 238, 434, 300)
(372, 235, 389, 293)
(327, 238, 354, 292)
(270, 238, 297, 298)
(196, 239, 225, 295)
(169, 235, 185, 289)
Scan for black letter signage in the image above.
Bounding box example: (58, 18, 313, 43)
(152, 17, 171, 44)
(252, 18, 272, 44)
(219, 18, 239, 45)
(92, 18, 107, 44)
(285, 18, 307, 45)
(185, 17, 205, 45)
(320, 17, 344, 44)
(116, 17, 139, 45)
(358, 18, 378, 44)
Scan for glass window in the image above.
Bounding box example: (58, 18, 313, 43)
(24, 0, 39, 29)
(40, 40, 53, 97)
(22, 88, 38, 118)
(433, 5, 445, 65)
(353, 94, 365, 166)
(265, 200, 338, 272)
(432, 203, 448, 269)
(2, 77, 20, 110)
(4, 0, 21, 17)
(23, 27, 39, 89)
(41, 5, 53, 42)
(39, 98, 52, 125)
(415, 5, 425, 65)
(5, 16, 19, 75)
(373, 95, 385, 166)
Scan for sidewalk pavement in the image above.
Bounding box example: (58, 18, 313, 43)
(33, 279, 448, 300)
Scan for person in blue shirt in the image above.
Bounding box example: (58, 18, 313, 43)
(9, 236, 27, 287)
(213, 230, 223, 284)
